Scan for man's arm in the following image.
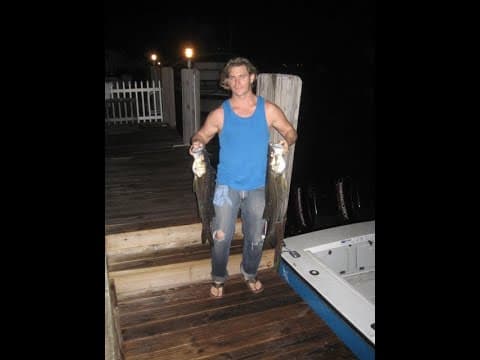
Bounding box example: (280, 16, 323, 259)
(189, 107, 223, 154)
(266, 101, 298, 151)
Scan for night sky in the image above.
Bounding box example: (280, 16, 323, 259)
(104, 2, 374, 70)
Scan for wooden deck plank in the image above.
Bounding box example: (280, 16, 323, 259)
(123, 303, 311, 357)
(203, 325, 336, 360)
(128, 317, 329, 360)
(119, 278, 294, 328)
(257, 334, 357, 360)
(116, 270, 356, 360)
(121, 290, 300, 341)
(117, 270, 283, 314)
(108, 240, 244, 272)
(106, 124, 199, 234)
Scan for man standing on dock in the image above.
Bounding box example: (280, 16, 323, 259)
(189, 57, 297, 298)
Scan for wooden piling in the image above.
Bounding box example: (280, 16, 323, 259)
(181, 68, 201, 145)
(161, 67, 176, 129)
(257, 73, 302, 264)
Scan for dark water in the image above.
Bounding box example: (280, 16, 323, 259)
(285, 66, 375, 235)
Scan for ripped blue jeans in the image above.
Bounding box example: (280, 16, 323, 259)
(211, 184, 266, 284)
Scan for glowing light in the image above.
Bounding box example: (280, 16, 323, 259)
(185, 47, 194, 59)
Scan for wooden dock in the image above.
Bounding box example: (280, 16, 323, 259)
(105, 123, 358, 359)
(116, 269, 357, 360)
(106, 124, 198, 234)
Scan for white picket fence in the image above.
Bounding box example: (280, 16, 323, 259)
(105, 80, 164, 124)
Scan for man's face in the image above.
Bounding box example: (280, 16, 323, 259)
(227, 65, 254, 94)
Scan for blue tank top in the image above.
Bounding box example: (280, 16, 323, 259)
(217, 96, 269, 190)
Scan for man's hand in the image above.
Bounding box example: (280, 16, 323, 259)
(189, 140, 204, 156)
(278, 140, 289, 154)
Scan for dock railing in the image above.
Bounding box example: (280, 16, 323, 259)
(105, 80, 163, 125)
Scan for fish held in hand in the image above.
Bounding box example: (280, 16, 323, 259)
(270, 143, 287, 174)
(192, 146, 207, 178)
(263, 143, 288, 248)
(192, 147, 216, 246)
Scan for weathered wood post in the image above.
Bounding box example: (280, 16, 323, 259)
(181, 68, 201, 145)
(105, 256, 122, 360)
(149, 66, 162, 120)
(257, 73, 302, 266)
(150, 65, 161, 83)
(161, 67, 176, 129)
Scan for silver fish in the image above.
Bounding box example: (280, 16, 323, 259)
(263, 143, 288, 248)
(192, 147, 216, 246)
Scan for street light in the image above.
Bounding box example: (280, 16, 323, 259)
(148, 52, 161, 84)
(150, 53, 159, 66)
(184, 47, 194, 69)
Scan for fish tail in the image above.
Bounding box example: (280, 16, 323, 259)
(201, 225, 210, 245)
(266, 226, 276, 248)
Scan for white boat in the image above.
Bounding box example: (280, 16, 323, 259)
(279, 220, 375, 360)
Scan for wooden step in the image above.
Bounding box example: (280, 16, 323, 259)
(108, 239, 244, 272)
(109, 249, 275, 301)
(106, 221, 243, 260)
(106, 221, 275, 300)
